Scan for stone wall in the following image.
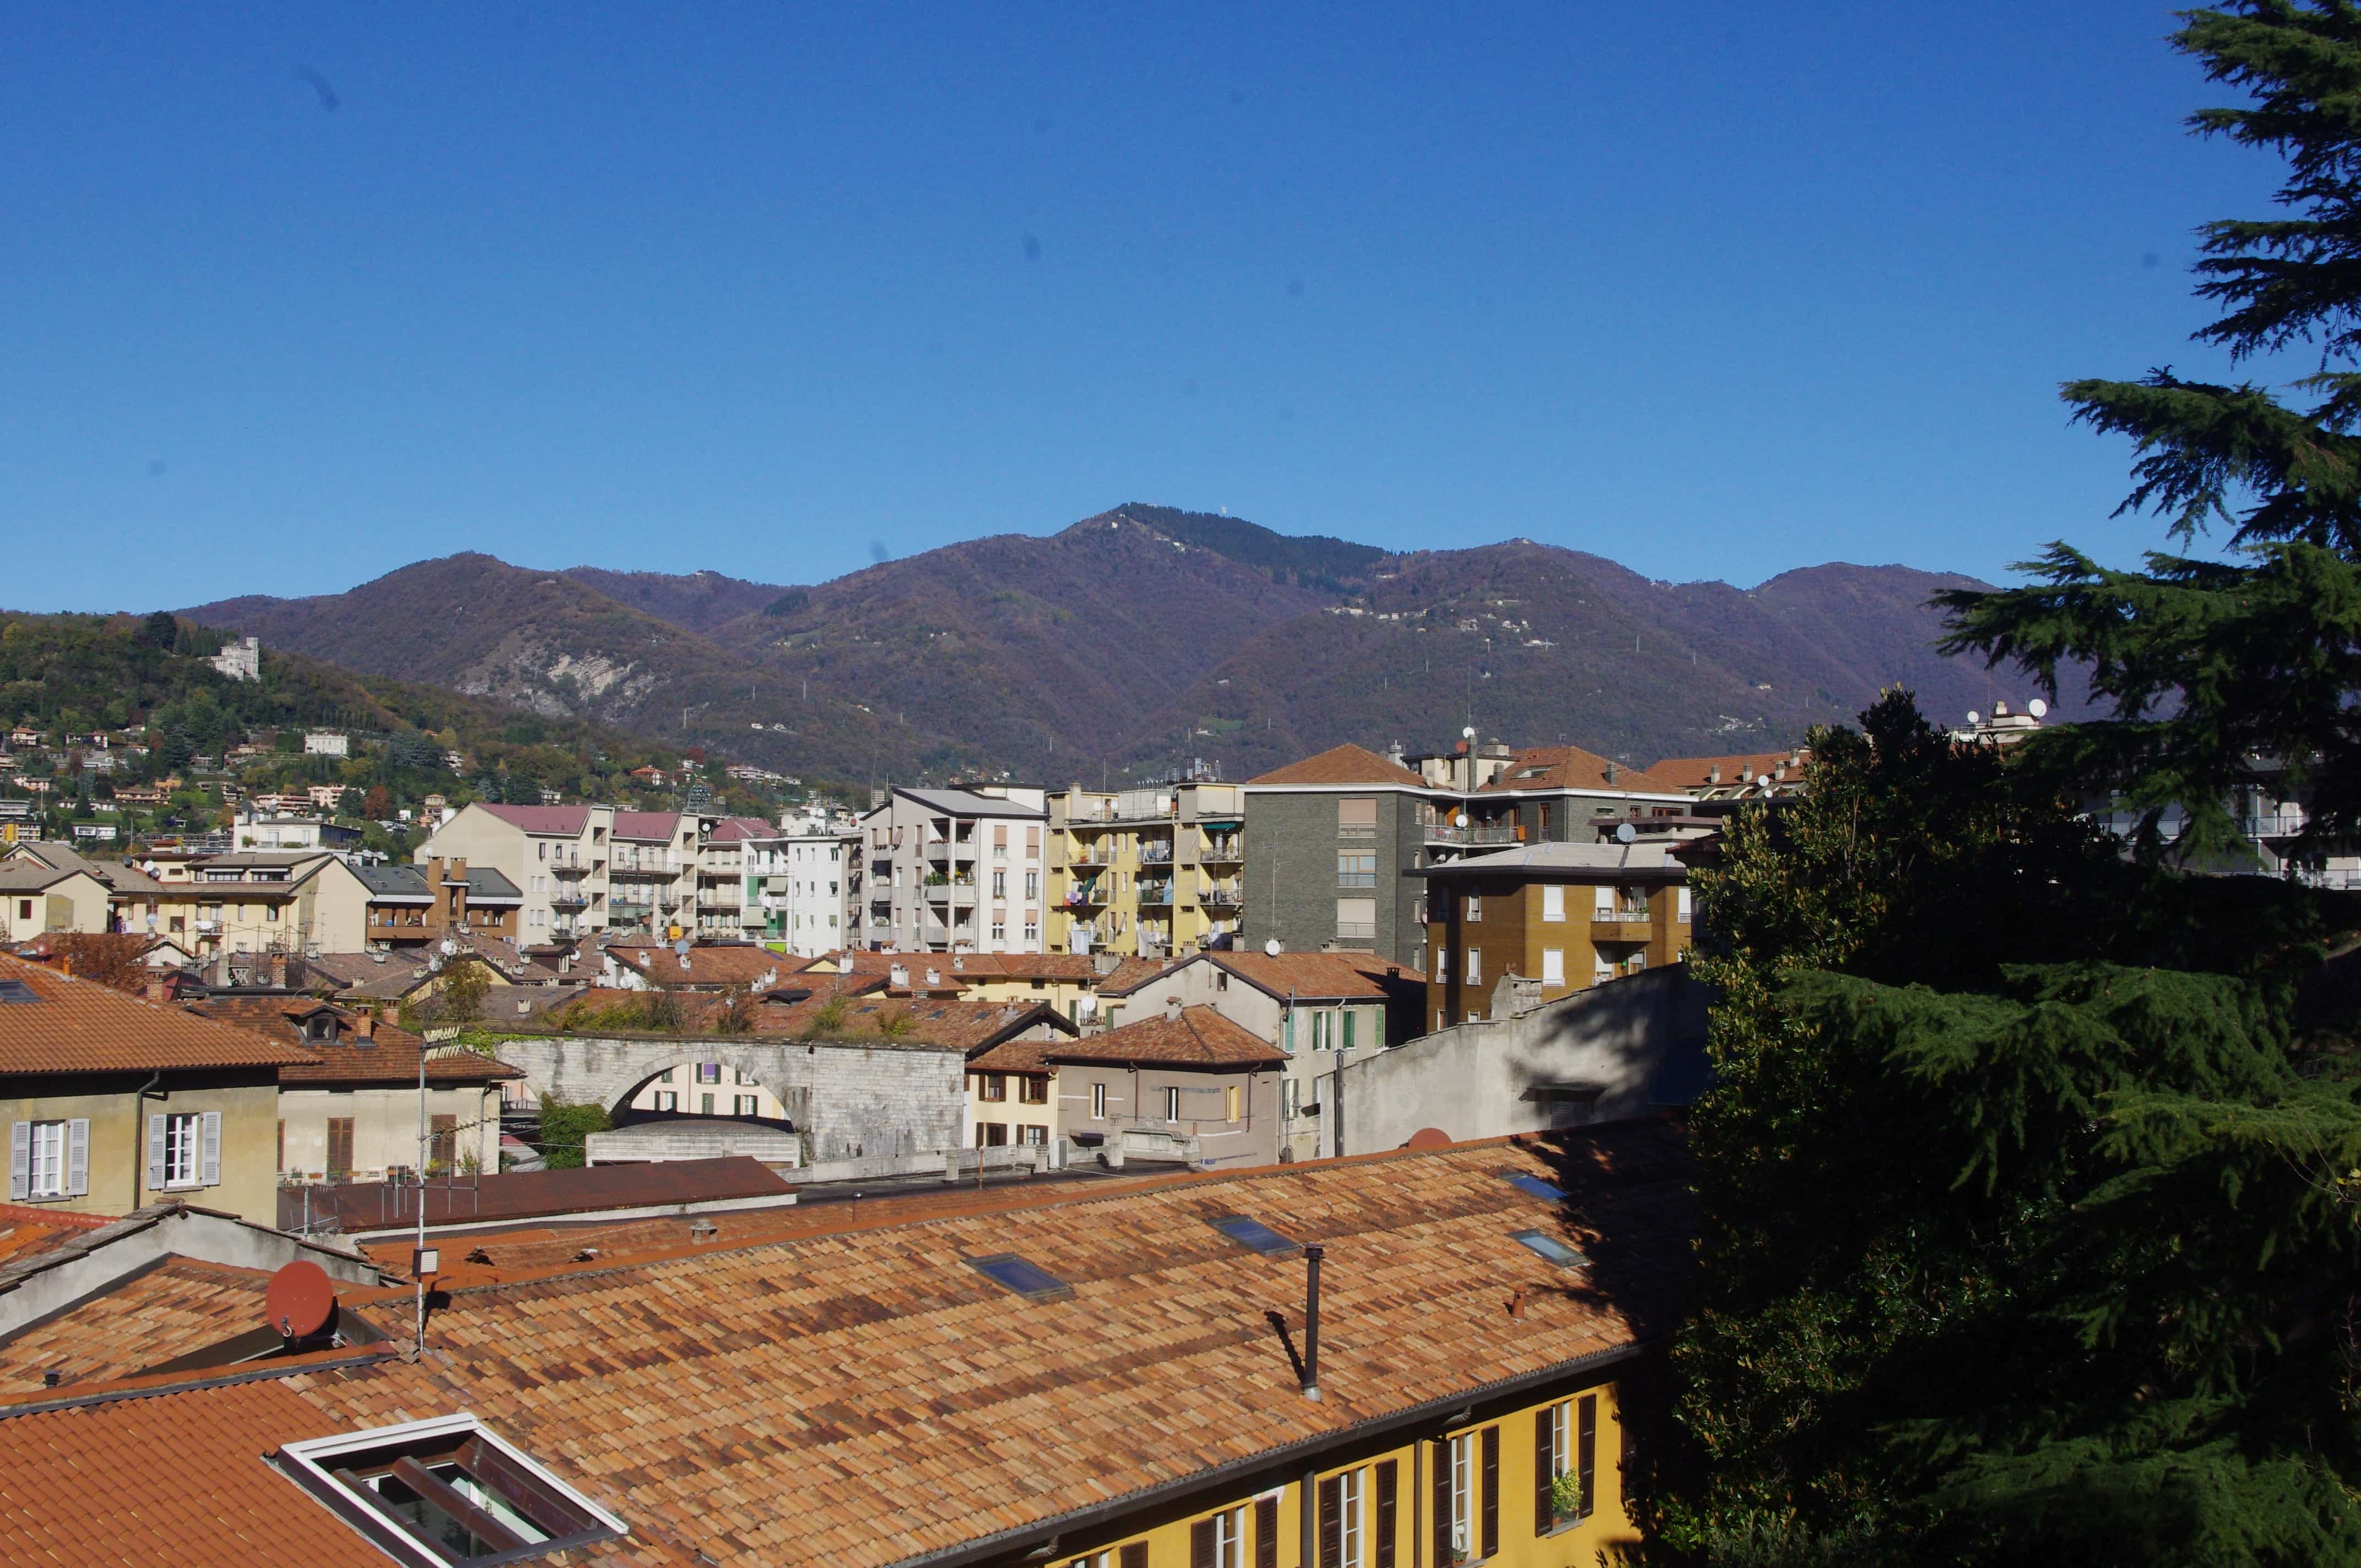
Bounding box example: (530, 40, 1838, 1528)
(1336, 962, 1710, 1153)
(495, 1035, 966, 1164)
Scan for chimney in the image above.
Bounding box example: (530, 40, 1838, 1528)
(268, 952, 288, 989)
(1301, 1244, 1325, 1401)
(1508, 1286, 1527, 1322)
(889, 962, 909, 990)
(57, 951, 74, 978)
(355, 1010, 374, 1042)
(1603, 761, 1620, 787)
(144, 975, 169, 1005)
(1165, 995, 1184, 1023)
(1707, 765, 1721, 785)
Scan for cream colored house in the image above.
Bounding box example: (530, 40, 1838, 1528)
(144, 851, 372, 960)
(0, 863, 112, 940)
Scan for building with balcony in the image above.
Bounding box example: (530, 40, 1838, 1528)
(743, 813, 860, 956)
(1417, 840, 1694, 1031)
(1045, 777, 1246, 960)
(854, 786, 1047, 954)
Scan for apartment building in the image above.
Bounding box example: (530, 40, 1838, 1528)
(1045, 777, 1247, 959)
(1419, 840, 1694, 1030)
(349, 857, 524, 950)
(0, 1123, 1678, 1568)
(854, 785, 1047, 954)
(419, 804, 770, 943)
(743, 814, 859, 956)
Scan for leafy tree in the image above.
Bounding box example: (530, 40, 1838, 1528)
(362, 784, 393, 820)
(536, 1096, 611, 1171)
(1940, 2, 2361, 862)
(1657, 694, 2358, 1566)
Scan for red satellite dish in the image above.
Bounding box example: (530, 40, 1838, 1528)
(1405, 1127, 1454, 1151)
(263, 1260, 337, 1341)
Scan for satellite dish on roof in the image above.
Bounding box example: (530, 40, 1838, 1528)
(263, 1260, 336, 1341)
(673, 937, 692, 957)
(439, 938, 458, 957)
(1616, 822, 1636, 845)
(1264, 938, 1282, 957)
(1966, 710, 1981, 726)
(1455, 812, 1469, 828)
(2027, 698, 2048, 718)
(1462, 725, 1476, 740)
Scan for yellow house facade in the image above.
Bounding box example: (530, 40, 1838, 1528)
(1047, 781, 1247, 960)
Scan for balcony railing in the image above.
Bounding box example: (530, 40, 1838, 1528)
(1426, 823, 1520, 847)
(1200, 884, 1243, 907)
(1067, 881, 1109, 907)
(1200, 838, 1244, 863)
(1139, 845, 1174, 865)
(550, 894, 590, 911)
(1138, 884, 1174, 906)
(1335, 921, 1377, 941)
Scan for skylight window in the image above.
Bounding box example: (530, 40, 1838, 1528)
(0, 980, 39, 1004)
(1500, 1172, 1565, 1201)
(279, 1414, 625, 1566)
(1206, 1213, 1298, 1256)
(1511, 1229, 1588, 1269)
(966, 1253, 1071, 1300)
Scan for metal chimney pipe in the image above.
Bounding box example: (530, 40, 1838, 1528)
(1302, 1244, 1325, 1401)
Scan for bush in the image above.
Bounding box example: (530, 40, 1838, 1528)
(536, 1096, 611, 1171)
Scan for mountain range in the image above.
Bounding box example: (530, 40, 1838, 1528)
(183, 504, 2075, 792)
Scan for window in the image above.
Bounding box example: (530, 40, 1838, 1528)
(327, 1117, 354, 1179)
(278, 1413, 627, 1565)
(1225, 1084, 1241, 1122)
(429, 1114, 457, 1173)
(1193, 1504, 1250, 1568)
(1536, 1395, 1597, 1531)
(991, 921, 1007, 944)
(11, 1119, 88, 1200)
(1337, 852, 1377, 889)
(1465, 947, 1482, 985)
(1164, 1085, 1183, 1122)
(655, 1091, 678, 1112)
(1023, 921, 1038, 945)
(1594, 885, 1615, 917)
(1020, 1123, 1048, 1145)
(1090, 1081, 1107, 1119)
(700, 1093, 715, 1115)
(1338, 797, 1378, 838)
(1465, 894, 1482, 923)
(980, 1073, 1007, 1102)
(1542, 948, 1565, 986)
(1434, 1427, 1498, 1561)
(1019, 1075, 1048, 1105)
(1336, 897, 1377, 941)
(992, 870, 1007, 899)
(1512, 1228, 1588, 1268)
(1342, 1009, 1358, 1050)
(1025, 870, 1038, 899)
(1678, 885, 1693, 921)
(965, 1251, 1068, 1299)
(1542, 885, 1565, 923)
(735, 1095, 759, 1117)
(697, 1063, 721, 1084)
(151, 1110, 215, 1190)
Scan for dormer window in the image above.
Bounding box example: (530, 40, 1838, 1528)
(306, 1015, 338, 1044)
(278, 1414, 625, 1565)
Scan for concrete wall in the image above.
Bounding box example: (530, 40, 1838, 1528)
(1338, 963, 1710, 1154)
(496, 1033, 965, 1164)
(1, 1070, 282, 1224)
(279, 1084, 503, 1183)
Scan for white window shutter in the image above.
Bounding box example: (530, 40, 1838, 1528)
(200, 1112, 222, 1187)
(146, 1114, 166, 1192)
(8, 1122, 28, 1202)
(65, 1120, 89, 1197)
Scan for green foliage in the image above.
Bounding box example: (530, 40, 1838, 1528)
(536, 1096, 611, 1171)
(1941, 2, 2361, 861)
(556, 988, 689, 1035)
(763, 589, 810, 617)
(1660, 691, 2361, 1566)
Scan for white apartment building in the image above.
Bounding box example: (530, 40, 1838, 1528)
(420, 803, 777, 944)
(746, 814, 859, 957)
(855, 786, 1047, 955)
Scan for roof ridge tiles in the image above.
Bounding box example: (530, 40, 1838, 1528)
(0, 1344, 403, 1420)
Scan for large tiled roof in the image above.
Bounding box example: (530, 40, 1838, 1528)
(0, 862, 93, 894)
(612, 809, 684, 841)
(295, 1156, 794, 1233)
(1646, 749, 1812, 790)
(478, 802, 592, 835)
(0, 1126, 1691, 1568)
(183, 997, 522, 1087)
(1102, 948, 1419, 1001)
(1245, 742, 1428, 788)
(750, 992, 1069, 1050)
(351, 861, 523, 901)
(1477, 745, 1685, 795)
(891, 786, 1047, 819)
(0, 1257, 274, 1392)
(4, 842, 168, 898)
(0, 954, 317, 1076)
(1043, 1004, 1285, 1069)
(610, 943, 810, 989)
(706, 815, 777, 843)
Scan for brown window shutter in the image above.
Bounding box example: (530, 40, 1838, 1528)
(1480, 1425, 1500, 1559)
(1535, 1407, 1556, 1535)
(1374, 1459, 1397, 1568)
(1577, 1395, 1598, 1519)
(1255, 1496, 1279, 1568)
(1432, 1439, 1452, 1561)
(1318, 1475, 1342, 1568)
(1121, 1544, 1149, 1568)
(1192, 1518, 1215, 1568)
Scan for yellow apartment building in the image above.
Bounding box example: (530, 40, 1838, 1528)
(1047, 779, 1247, 960)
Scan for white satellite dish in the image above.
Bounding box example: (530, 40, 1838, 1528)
(439, 937, 458, 957)
(1454, 812, 1470, 828)
(673, 937, 692, 957)
(1615, 823, 1636, 845)
(1264, 938, 1282, 957)
(1462, 725, 1476, 739)
(1966, 710, 1981, 726)
(2027, 698, 2048, 719)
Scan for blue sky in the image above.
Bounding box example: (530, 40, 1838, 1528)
(0, 4, 2288, 611)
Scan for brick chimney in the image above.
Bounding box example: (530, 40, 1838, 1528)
(355, 1009, 374, 1042)
(144, 975, 169, 1004)
(1164, 995, 1184, 1023)
(268, 952, 289, 989)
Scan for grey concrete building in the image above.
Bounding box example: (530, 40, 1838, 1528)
(855, 786, 1048, 954)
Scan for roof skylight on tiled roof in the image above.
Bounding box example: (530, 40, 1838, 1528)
(1500, 1172, 1565, 1201)
(1510, 1229, 1588, 1269)
(0, 980, 38, 1004)
(964, 1253, 1070, 1300)
(1205, 1213, 1298, 1256)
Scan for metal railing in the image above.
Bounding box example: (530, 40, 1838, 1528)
(1426, 823, 1519, 846)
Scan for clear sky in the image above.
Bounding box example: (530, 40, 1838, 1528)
(0, 4, 2287, 611)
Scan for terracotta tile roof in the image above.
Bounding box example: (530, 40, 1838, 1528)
(478, 802, 593, 834)
(1477, 744, 1685, 794)
(612, 809, 683, 841)
(0, 1257, 275, 1392)
(749, 993, 1070, 1049)
(1646, 749, 1813, 791)
(1245, 742, 1429, 788)
(0, 1127, 1691, 1568)
(1043, 1004, 1285, 1069)
(296, 1156, 795, 1234)
(1094, 955, 1170, 993)
(834, 950, 1106, 983)
(0, 953, 318, 1076)
(1102, 948, 1418, 1001)
(182, 998, 521, 1087)
(0, 1378, 393, 1568)
(706, 815, 777, 843)
(0, 1203, 112, 1270)
(610, 943, 810, 988)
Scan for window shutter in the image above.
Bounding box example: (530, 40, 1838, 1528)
(65, 1120, 89, 1197)
(1254, 1496, 1278, 1568)
(8, 1121, 27, 1202)
(1373, 1460, 1397, 1568)
(146, 1114, 166, 1191)
(1576, 1395, 1597, 1519)
(1535, 1408, 1555, 1534)
(1192, 1519, 1215, 1568)
(1430, 1440, 1451, 1562)
(1119, 1545, 1147, 1568)
(1479, 1425, 1499, 1559)
(1317, 1476, 1342, 1568)
(200, 1110, 222, 1187)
